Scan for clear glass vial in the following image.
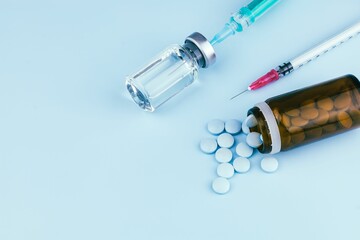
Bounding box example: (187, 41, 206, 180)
(125, 32, 216, 112)
(247, 75, 360, 154)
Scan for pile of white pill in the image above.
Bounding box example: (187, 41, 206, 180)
(200, 116, 279, 195)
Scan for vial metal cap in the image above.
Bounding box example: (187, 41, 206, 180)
(185, 32, 216, 68)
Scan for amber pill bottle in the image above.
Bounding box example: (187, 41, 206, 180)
(248, 75, 360, 154)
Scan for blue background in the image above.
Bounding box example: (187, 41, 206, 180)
(1, 0, 360, 239)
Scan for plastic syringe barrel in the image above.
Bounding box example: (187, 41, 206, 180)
(247, 0, 280, 22)
(210, 0, 280, 45)
(232, 0, 280, 31)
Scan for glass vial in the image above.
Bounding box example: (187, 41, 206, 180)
(125, 32, 216, 112)
(248, 75, 360, 154)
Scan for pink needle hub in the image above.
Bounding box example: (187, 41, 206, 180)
(248, 69, 280, 90)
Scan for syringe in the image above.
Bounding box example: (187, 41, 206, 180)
(211, 0, 280, 45)
(231, 20, 360, 100)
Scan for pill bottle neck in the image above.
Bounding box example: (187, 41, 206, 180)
(248, 102, 282, 154)
(248, 107, 272, 154)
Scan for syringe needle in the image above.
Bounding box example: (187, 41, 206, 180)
(230, 69, 280, 100)
(231, 20, 360, 99)
(230, 89, 248, 100)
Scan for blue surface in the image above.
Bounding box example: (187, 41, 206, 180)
(1, 0, 360, 239)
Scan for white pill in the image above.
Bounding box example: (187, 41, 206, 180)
(245, 114, 258, 128)
(200, 138, 218, 154)
(215, 148, 233, 163)
(261, 157, 279, 173)
(235, 142, 253, 158)
(217, 163, 235, 178)
(233, 157, 251, 173)
(207, 119, 225, 135)
(225, 119, 242, 135)
(241, 120, 250, 134)
(217, 133, 235, 148)
(212, 177, 230, 194)
(246, 132, 263, 148)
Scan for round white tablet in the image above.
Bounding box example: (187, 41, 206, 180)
(225, 119, 242, 135)
(235, 142, 253, 158)
(233, 157, 251, 173)
(217, 133, 235, 148)
(207, 119, 225, 135)
(215, 148, 233, 163)
(212, 177, 230, 194)
(245, 114, 257, 128)
(200, 138, 218, 154)
(217, 163, 235, 178)
(246, 132, 263, 148)
(241, 120, 250, 134)
(261, 157, 279, 173)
